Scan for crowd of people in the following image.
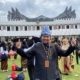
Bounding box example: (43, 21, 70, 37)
(0, 26, 80, 80)
(0, 36, 40, 71)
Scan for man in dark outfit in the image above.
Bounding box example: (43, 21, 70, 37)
(23, 38, 35, 80)
(16, 26, 76, 80)
(27, 37, 41, 80)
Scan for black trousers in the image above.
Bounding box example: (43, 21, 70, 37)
(76, 51, 79, 64)
(56, 78, 62, 80)
(27, 65, 34, 80)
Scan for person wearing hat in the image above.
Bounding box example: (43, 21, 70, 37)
(15, 26, 76, 80)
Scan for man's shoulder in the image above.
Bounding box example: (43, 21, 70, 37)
(35, 42, 42, 46)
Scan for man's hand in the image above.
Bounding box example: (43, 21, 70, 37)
(70, 38, 76, 47)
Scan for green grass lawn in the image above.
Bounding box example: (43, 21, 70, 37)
(0, 55, 80, 80)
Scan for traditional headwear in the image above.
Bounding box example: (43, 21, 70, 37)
(41, 26, 51, 36)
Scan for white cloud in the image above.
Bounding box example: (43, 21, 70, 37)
(0, 11, 7, 15)
(0, 0, 80, 18)
(35, 0, 45, 5)
(0, 0, 20, 4)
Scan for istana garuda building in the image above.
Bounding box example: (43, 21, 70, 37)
(0, 6, 80, 40)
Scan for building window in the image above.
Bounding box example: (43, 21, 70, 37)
(3, 26, 6, 30)
(16, 26, 18, 31)
(49, 26, 52, 30)
(0, 26, 1, 30)
(37, 26, 40, 30)
(58, 26, 61, 29)
(70, 25, 74, 29)
(75, 25, 77, 29)
(11, 26, 15, 31)
(28, 26, 31, 30)
(25, 26, 27, 31)
(32, 26, 35, 30)
(7, 26, 10, 31)
(20, 26, 23, 31)
(54, 26, 57, 29)
(62, 25, 65, 29)
(66, 25, 69, 29)
(79, 25, 80, 29)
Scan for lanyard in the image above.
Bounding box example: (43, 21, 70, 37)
(42, 43, 52, 60)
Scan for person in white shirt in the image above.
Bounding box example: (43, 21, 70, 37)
(0, 42, 8, 72)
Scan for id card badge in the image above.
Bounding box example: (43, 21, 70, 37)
(45, 60, 49, 68)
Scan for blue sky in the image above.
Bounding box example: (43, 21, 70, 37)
(0, 0, 80, 18)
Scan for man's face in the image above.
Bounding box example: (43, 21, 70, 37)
(41, 35, 51, 44)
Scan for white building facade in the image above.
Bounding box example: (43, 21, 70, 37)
(0, 19, 80, 38)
